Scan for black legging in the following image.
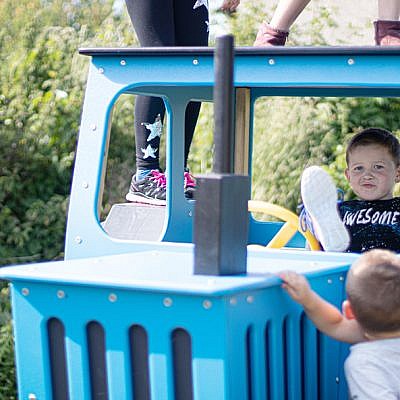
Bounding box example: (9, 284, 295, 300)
(125, 0, 209, 171)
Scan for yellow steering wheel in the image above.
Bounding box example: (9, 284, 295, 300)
(248, 200, 321, 251)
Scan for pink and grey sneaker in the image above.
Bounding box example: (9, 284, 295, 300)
(126, 170, 167, 206)
(184, 171, 196, 199)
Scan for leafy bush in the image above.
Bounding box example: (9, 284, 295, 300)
(0, 0, 138, 265)
(0, 1, 136, 396)
(0, 26, 82, 265)
(0, 284, 15, 400)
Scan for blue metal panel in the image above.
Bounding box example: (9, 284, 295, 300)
(105, 324, 133, 399)
(11, 286, 53, 400)
(0, 248, 357, 294)
(1, 249, 357, 399)
(64, 320, 92, 399)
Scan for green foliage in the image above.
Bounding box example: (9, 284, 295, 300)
(0, 1, 137, 396)
(104, 95, 137, 208)
(0, 26, 81, 264)
(188, 102, 215, 172)
(0, 284, 15, 400)
(0, 321, 15, 400)
(0, 0, 136, 266)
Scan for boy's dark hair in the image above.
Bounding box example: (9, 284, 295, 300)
(346, 127, 400, 166)
(346, 249, 400, 334)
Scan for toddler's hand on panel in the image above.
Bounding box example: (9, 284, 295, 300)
(279, 271, 312, 305)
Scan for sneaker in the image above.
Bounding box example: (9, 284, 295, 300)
(300, 166, 350, 252)
(184, 171, 196, 199)
(126, 170, 166, 206)
(299, 188, 345, 235)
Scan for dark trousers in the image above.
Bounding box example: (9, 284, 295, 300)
(125, 0, 209, 171)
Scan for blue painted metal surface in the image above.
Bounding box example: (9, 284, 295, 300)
(1, 248, 358, 399)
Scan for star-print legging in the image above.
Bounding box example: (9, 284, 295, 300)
(125, 0, 209, 171)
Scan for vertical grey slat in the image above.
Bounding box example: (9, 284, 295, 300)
(87, 321, 108, 400)
(48, 318, 69, 400)
(172, 328, 193, 400)
(129, 325, 150, 400)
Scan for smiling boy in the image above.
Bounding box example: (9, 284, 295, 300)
(301, 128, 400, 252)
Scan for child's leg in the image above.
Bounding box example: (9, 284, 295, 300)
(254, 0, 311, 46)
(375, 0, 400, 45)
(270, 0, 312, 31)
(125, 0, 175, 176)
(378, 0, 400, 20)
(300, 166, 350, 252)
(174, 0, 209, 169)
(134, 97, 165, 173)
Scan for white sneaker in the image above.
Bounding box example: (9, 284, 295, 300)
(300, 166, 350, 252)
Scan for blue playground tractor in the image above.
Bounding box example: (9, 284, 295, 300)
(1, 38, 399, 399)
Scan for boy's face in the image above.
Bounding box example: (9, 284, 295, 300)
(345, 144, 400, 201)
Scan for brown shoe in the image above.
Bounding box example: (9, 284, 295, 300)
(254, 22, 289, 46)
(374, 20, 400, 46)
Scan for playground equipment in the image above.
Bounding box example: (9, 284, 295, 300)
(1, 42, 400, 399)
(248, 201, 321, 251)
